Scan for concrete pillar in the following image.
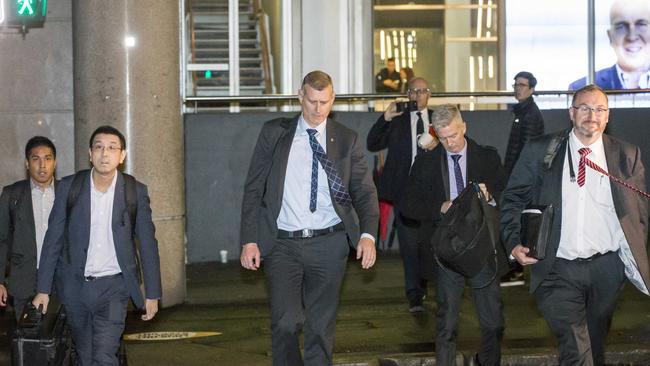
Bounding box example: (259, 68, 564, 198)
(72, 0, 185, 307)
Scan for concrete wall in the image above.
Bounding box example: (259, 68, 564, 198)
(0, 0, 74, 187)
(184, 108, 650, 263)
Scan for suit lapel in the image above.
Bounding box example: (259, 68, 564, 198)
(20, 181, 37, 250)
(274, 116, 299, 202)
(439, 148, 450, 201)
(325, 118, 341, 163)
(112, 172, 126, 246)
(603, 135, 626, 218)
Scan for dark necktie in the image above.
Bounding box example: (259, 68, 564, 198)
(451, 154, 465, 194)
(416, 111, 424, 155)
(577, 147, 591, 187)
(306, 129, 352, 212)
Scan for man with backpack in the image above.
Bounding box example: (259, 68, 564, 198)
(33, 125, 161, 366)
(0, 136, 58, 321)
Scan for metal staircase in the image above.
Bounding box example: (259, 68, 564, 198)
(189, 0, 272, 96)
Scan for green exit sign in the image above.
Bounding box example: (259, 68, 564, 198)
(1, 0, 47, 28)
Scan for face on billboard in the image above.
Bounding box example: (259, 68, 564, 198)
(607, 0, 650, 73)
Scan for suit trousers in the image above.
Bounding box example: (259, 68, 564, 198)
(264, 231, 349, 366)
(435, 258, 504, 366)
(395, 211, 428, 305)
(64, 274, 129, 366)
(534, 251, 625, 366)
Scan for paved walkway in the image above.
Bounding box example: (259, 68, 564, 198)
(1, 254, 649, 365)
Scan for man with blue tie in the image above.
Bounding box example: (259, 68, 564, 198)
(401, 104, 506, 365)
(239, 70, 379, 366)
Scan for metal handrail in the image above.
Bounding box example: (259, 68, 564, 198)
(185, 88, 650, 103)
(253, 0, 273, 94)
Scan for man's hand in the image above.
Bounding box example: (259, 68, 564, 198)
(420, 136, 439, 151)
(511, 244, 538, 266)
(356, 237, 376, 269)
(142, 298, 159, 321)
(477, 183, 492, 201)
(383, 102, 404, 122)
(0, 284, 7, 307)
(240, 243, 261, 270)
(440, 201, 452, 214)
(32, 293, 50, 314)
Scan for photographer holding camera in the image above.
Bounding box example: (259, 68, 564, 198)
(367, 77, 437, 312)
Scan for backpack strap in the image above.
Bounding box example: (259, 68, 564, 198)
(64, 170, 90, 263)
(543, 128, 571, 170)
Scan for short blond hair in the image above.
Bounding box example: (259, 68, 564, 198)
(301, 70, 333, 91)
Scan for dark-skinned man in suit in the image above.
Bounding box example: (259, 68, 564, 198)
(0, 136, 58, 322)
(367, 77, 438, 312)
(401, 104, 506, 366)
(501, 84, 649, 365)
(240, 70, 379, 366)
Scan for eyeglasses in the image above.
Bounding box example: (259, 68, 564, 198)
(512, 83, 529, 89)
(407, 88, 430, 95)
(572, 105, 608, 115)
(91, 145, 123, 153)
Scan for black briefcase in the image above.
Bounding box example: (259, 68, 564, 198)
(521, 205, 554, 260)
(11, 299, 73, 366)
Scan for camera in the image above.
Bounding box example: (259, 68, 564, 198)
(396, 100, 418, 113)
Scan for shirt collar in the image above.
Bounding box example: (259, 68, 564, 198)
(90, 168, 118, 194)
(298, 114, 327, 136)
(30, 178, 54, 192)
(570, 129, 604, 156)
(615, 63, 650, 89)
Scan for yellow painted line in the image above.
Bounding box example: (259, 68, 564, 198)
(123, 331, 222, 341)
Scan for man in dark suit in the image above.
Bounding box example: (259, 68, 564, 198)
(0, 136, 57, 321)
(501, 84, 649, 365)
(33, 126, 162, 366)
(240, 70, 379, 366)
(367, 77, 438, 312)
(401, 104, 506, 366)
(569, 0, 650, 90)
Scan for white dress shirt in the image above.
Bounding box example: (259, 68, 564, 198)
(30, 179, 55, 269)
(556, 131, 626, 260)
(410, 108, 430, 165)
(85, 170, 122, 277)
(277, 116, 341, 231)
(616, 63, 650, 89)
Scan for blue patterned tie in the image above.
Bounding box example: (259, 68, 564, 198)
(307, 129, 352, 212)
(451, 154, 465, 194)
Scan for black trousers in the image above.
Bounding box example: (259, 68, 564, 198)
(395, 211, 428, 305)
(435, 258, 504, 366)
(534, 251, 625, 366)
(264, 231, 349, 366)
(65, 274, 129, 366)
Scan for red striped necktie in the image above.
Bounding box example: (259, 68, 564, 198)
(577, 147, 591, 187)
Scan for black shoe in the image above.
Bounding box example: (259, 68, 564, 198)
(408, 297, 425, 313)
(500, 270, 524, 287)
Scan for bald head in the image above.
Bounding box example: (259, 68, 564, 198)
(608, 0, 650, 73)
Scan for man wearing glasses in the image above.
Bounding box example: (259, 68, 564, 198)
(501, 84, 649, 364)
(367, 77, 438, 312)
(33, 126, 162, 366)
(501, 71, 545, 286)
(570, 0, 650, 89)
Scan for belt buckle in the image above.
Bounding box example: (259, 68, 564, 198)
(302, 229, 313, 238)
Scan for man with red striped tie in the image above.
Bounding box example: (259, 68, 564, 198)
(500, 84, 649, 365)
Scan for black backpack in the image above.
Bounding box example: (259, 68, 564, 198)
(63, 170, 139, 275)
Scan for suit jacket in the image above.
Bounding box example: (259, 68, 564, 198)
(36, 171, 162, 309)
(400, 138, 508, 275)
(569, 64, 623, 90)
(500, 129, 649, 294)
(367, 109, 433, 204)
(240, 115, 379, 256)
(0, 179, 58, 300)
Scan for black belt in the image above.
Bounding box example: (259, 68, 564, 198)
(574, 251, 612, 262)
(277, 223, 345, 239)
(84, 273, 122, 282)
